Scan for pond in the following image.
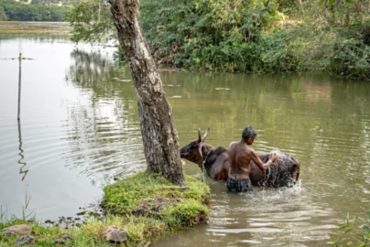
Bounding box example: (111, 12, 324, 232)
(0, 36, 369, 246)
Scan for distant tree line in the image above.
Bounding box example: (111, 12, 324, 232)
(0, 0, 69, 21)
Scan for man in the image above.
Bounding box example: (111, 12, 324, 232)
(227, 126, 276, 192)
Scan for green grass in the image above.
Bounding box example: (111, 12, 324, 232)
(0, 172, 210, 246)
(102, 172, 210, 236)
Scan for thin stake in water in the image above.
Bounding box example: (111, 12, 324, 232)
(16, 52, 29, 181)
(17, 52, 22, 121)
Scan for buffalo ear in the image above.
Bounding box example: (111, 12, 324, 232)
(202, 127, 210, 142)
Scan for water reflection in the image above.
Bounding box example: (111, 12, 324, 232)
(17, 118, 28, 181)
(64, 49, 145, 183)
(0, 38, 119, 220)
(302, 80, 332, 103)
(0, 37, 370, 246)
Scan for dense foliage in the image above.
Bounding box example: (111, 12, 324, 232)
(68, 0, 369, 80)
(140, 0, 283, 72)
(67, 0, 113, 42)
(0, 0, 68, 21)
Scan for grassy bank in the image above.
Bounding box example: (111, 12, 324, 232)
(0, 172, 210, 246)
(0, 21, 71, 35)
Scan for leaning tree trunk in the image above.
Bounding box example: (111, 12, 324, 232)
(108, 0, 184, 185)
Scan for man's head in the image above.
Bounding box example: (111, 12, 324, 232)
(242, 126, 257, 145)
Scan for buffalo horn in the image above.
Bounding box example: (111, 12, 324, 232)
(202, 128, 210, 142)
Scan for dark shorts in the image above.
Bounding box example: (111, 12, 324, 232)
(226, 178, 253, 193)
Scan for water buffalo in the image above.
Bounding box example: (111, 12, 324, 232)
(180, 129, 300, 187)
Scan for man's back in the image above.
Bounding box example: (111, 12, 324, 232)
(226, 126, 276, 192)
(228, 141, 254, 179)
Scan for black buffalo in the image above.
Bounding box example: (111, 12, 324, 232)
(180, 129, 300, 187)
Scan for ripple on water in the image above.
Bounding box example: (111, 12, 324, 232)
(201, 183, 337, 247)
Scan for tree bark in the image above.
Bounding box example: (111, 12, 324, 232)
(108, 0, 184, 185)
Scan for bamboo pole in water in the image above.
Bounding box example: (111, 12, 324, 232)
(17, 52, 22, 121)
(16, 52, 28, 181)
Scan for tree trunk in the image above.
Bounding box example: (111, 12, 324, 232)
(108, 0, 184, 185)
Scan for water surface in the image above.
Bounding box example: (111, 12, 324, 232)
(0, 36, 369, 246)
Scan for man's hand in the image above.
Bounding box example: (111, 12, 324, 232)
(270, 152, 277, 162)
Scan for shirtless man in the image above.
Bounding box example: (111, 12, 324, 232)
(227, 126, 277, 192)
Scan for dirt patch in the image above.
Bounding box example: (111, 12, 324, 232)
(132, 197, 181, 217)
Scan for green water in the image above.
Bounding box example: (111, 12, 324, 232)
(0, 36, 369, 246)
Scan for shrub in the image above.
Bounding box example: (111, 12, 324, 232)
(0, 6, 7, 21)
(330, 38, 370, 80)
(329, 23, 370, 80)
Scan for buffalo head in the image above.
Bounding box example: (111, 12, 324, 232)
(180, 128, 209, 166)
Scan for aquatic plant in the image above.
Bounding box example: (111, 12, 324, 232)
(329, 212, 370, 247)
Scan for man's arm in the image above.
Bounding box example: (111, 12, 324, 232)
(250, 151, 276, 172)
